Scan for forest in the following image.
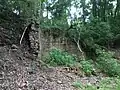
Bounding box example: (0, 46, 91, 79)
(0, 0, 120, 90)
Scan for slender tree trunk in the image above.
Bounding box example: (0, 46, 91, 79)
(38, 27, 42, 60)
(37, 0, 42, 60)
(77, 41, 85, 59)
(92, 0, 97, 17)
(102, 0, 107, 21)
(74, 38, 85, 59)
(81, 0, 86, 23)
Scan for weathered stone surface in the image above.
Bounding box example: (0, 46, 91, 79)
(29, 29, 39, 57)
(28, 26, 81, 59)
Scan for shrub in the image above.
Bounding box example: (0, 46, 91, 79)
(45, 48, 76, 66)
(80, 60, 95, 76)
(96, 49, 120, 76)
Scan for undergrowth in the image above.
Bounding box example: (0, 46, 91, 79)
(45, 48, 77, 66)
(72, 77, 120, 90)
(80, 60, 95, 76)
(96, 49, 120, 76)
(44, 48, 120, 77)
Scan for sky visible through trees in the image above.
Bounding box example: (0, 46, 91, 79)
(43, 0, 117, 23)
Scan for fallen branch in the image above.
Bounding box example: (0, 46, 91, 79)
(20, 26, 27, 45)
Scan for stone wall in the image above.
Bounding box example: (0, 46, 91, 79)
(29, 27, 81, 59)
(41, 33, 80, 57)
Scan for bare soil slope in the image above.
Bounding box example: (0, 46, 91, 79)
(0, 45, 104, 90)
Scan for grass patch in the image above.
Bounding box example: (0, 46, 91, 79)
(72, 77, 120, 90)
(72, 81, 83, 89)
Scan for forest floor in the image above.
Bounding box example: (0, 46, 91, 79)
(0, 45, 111, 90)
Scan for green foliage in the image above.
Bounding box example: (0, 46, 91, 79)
(80, 60, 94, 76)
(42, 0, 71, 32)
(87, 19, 113, 46)
(84, 85, 96, 90)
(45, 48, 76, 66)
(72, 77, 120, 90)
(68, 20, 86, 40)
(41, 17, 69, 31)
(99, 77, 120, 90)
(72, 81, 83, 89)
(116, 82, 120, 90)
(96, 49, 120, 76)
(67, 19, 113, 57)
(45, 0, 72, 18)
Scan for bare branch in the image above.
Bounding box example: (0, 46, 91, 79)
(20, 27, 27, 45)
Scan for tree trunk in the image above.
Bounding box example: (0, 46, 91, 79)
(92, 0, 97, 17)
(76, 40, 85, 59)
(37, 0, 42, 60)
(38, 27, 42, 60)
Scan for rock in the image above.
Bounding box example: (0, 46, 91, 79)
(57, 80, 62, 84)
(20, 81, 28, 88)
(46, 77, 53, 82)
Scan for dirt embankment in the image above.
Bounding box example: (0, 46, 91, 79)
(0, 45, 76, 90)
